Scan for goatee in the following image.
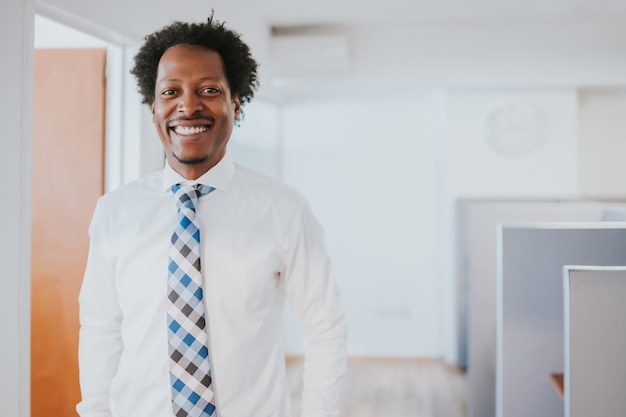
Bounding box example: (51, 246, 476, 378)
(172, 153, 208, 166)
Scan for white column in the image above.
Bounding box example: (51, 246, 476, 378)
(0, 0, 35, 416)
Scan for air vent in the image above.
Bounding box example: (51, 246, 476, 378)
(269, 34, 350, 79)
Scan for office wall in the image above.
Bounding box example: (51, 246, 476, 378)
(280, 87, 583, 360)
(272, 18, 626, 360)
(282, 91, 442, 357)
(578, 88, 626, 199)
(440, 88, 579, 361)
(0, 1, 34, 416)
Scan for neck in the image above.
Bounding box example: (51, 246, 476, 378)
(167, 156, 221, 180)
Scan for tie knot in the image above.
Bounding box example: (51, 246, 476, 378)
(171, 184, 215, 212)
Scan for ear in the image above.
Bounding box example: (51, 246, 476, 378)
(151, 101, 156, 123)
(233, 96, 242, 121)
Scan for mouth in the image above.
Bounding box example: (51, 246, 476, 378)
(167, 116, 213, 137)
(171, 125, 209, 136)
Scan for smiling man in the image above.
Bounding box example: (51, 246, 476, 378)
(152, 44, 239, 179)
(76, 15, 347, 417)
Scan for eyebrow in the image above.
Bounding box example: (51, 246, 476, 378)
(157, 76, 222, 84)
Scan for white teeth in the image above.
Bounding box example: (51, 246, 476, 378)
(174, 125, 208, 135)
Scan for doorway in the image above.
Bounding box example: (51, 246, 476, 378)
(32, 17, 108, 417)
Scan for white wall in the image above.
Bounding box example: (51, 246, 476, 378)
(229, 99, 283, 178)
(263, 16, 626, 362)
(444, 89, 579, 196)
(281, 91, 442, 357)
(35, 14, 106, 47)
(440, 89, 580, 361)
(578, 88, 626, 199)
(277, 87, 584, 361)
(0, 0, 34, 416)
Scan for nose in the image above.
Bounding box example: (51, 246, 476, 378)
(177, 91, 202, 115)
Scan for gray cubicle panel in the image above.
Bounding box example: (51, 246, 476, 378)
(496, 223, 626, 417)
(563, 266, 626, 417)
(456, 200, 607, 417)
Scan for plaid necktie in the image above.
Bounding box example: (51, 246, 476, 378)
(168, 184, 216, 417)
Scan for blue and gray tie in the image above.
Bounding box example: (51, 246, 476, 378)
(168, 184, 216, 417)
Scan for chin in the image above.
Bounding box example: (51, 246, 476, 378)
(173, 154, 209, 166)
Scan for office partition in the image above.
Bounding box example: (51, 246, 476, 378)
(563, 266, 626, 417)
(457, 199, 606, 417)
(497, 223, 626, 417)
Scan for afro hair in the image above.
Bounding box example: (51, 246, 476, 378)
(130, 13, 259, 107)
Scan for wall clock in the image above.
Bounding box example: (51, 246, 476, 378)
(484, 101, 540, 156)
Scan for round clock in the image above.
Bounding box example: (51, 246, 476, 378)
(484, 101, 540, 156)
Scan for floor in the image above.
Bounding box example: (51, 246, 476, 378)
(286, 357, 467, 417)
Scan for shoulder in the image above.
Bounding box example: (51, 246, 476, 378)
(227, 163, 319, 230)
(100, 171, 162, 204)
(91, 170, 164, 224)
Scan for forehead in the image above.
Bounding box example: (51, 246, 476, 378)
(156, 44, 225, 82)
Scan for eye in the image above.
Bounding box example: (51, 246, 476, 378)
(160, 88, 178, 97)
(201, 86, 222, 96)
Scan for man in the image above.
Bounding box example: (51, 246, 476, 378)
(76, 14, 347, 417)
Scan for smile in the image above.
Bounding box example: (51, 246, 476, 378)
(173, 125, 209, 135)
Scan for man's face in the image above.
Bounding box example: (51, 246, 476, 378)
(152, 43, 241, 179)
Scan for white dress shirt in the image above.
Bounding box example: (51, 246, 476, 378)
(76, 156, 347, 417)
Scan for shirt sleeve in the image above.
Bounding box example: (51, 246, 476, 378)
(76, 200, 123, 417)
(282, 202, 348, 417)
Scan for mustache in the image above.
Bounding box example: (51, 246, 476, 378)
(167, 115, 214, 126)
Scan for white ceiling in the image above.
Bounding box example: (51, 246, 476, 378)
(38, 0, 626, 45)
(36, 0, 626, 99)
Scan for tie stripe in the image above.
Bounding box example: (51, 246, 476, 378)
(167, 184, 216, 417)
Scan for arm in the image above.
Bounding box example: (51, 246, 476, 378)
(75, 201, 123, 417)
(283, 204, 348, 417)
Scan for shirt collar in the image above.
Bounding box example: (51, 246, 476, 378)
(162, 156, 236, 193)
